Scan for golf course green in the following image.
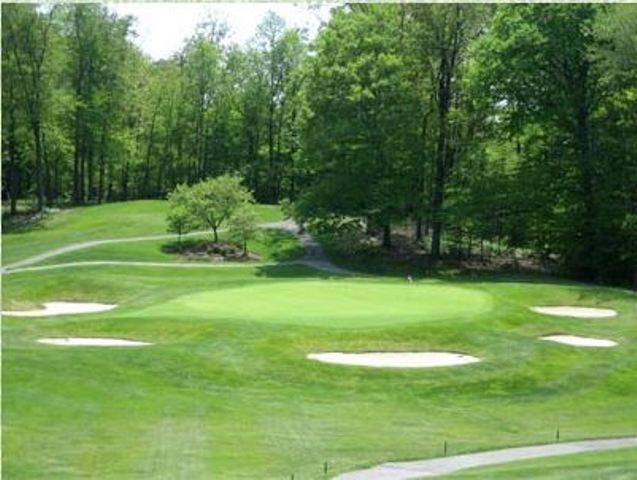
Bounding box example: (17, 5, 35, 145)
(151, 280, 493, 327)
(2, 201, 637, 479)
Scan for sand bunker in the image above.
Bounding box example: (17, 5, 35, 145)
(37, 337, 151, 347)
(307, 352, 480, 368)
(541, 334, 618, 347)
(3, 302, 116, 317)
(531, 306, 617, 319)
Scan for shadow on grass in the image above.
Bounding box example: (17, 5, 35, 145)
(2, 209, 53, 234)
(319, 249, 636, 297)
(257, 228, 305, 262)
(254, 263, 334, 279)
(159, 229, 304, 264)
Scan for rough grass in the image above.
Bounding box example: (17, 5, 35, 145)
(2, 201, 283, 266)
(36, 229, 302, 265)
(2, 201, 636, 479)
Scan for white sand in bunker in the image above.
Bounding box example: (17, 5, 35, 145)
(2, 302, 116, 317)
(307, 352, 480, 368)
(541, 334, 618, 348)
(37, 337, 151, 347)
(530, 306, 617, 318)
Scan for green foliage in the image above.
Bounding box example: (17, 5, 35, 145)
(189, 174, 254, 242)
(227, 204, 258, 255)
(166, 184, 198, 244)
(468, 4, 637, 283)
(3, 3, 636, 285)
(165, 205, 196, 246)
(166, 175, 254, 243)
(299, 5, 423, 245)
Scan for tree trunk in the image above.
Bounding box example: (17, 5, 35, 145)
(73, 114, 82, 204)
(98, 151, 105, 204)
(430, 121, 447, 262)
(54, 151, 61, 205)
(430, 53, 453, 263)
(268, 97, 275, 202)
(31, 117, 46, 211)
(80, 146, 86, 203)
(42, 129, 53, 207)
(7, 106, 20, 215)
(575, 101, 596, 276)
(144, 110, 157, 198)
(382, 223, 392, 249)
(416, 218, 423, 241)
(120, 161, 129, 201)
(196, 103, 205, 179)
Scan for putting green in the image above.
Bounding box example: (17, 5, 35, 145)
(152, 280, 493, 327)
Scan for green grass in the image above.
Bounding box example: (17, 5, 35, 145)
(2, 201, 637, 479)
(36, 228, 303, 265)
(449, 447, 637, 479)
(2, 201, 284, 266)
(2, 200, 168, 266)
(155, 280, 493, 327)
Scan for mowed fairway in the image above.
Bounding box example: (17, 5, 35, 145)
(3, 203, 637, 479)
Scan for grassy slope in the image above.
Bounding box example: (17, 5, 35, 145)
(3, 201, 637, 479)
(3, 265, 637, 479)
(2, 201, 283, 266)
(448, 447, 637, 479)
(36, 229, 303, 265)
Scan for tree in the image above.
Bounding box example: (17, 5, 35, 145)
(228, 204, 258, 256)
(166, 205, 195, 250)
(407, 4, 488, 261)
(4, 4, 636, 286)
(187, 174, 254, 243)
(471, 4, 612, 278)
(166, 183, 198, 248)
(66, 4, 136, 204)
(299, 5, 423, 248)
(247, 14, 308, 203)
(3, 4, 57, 211)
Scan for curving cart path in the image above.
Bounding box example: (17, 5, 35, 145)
(261, 219, 352, 275)
(335, 437, 637, 479)
(2, 230, 209, 271)
(3, 220, 351, 276)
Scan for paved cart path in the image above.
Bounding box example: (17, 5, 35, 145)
(2, 230, 209, 271)
(261, 219, 352, 275)
(335, 437, 637, 479)
(3, 219, 351, 276)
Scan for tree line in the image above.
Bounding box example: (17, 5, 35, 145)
(3, 4, 636, 284)
(2, 4, 305, 209)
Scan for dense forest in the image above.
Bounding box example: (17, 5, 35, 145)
(2, 4, 636, 285)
